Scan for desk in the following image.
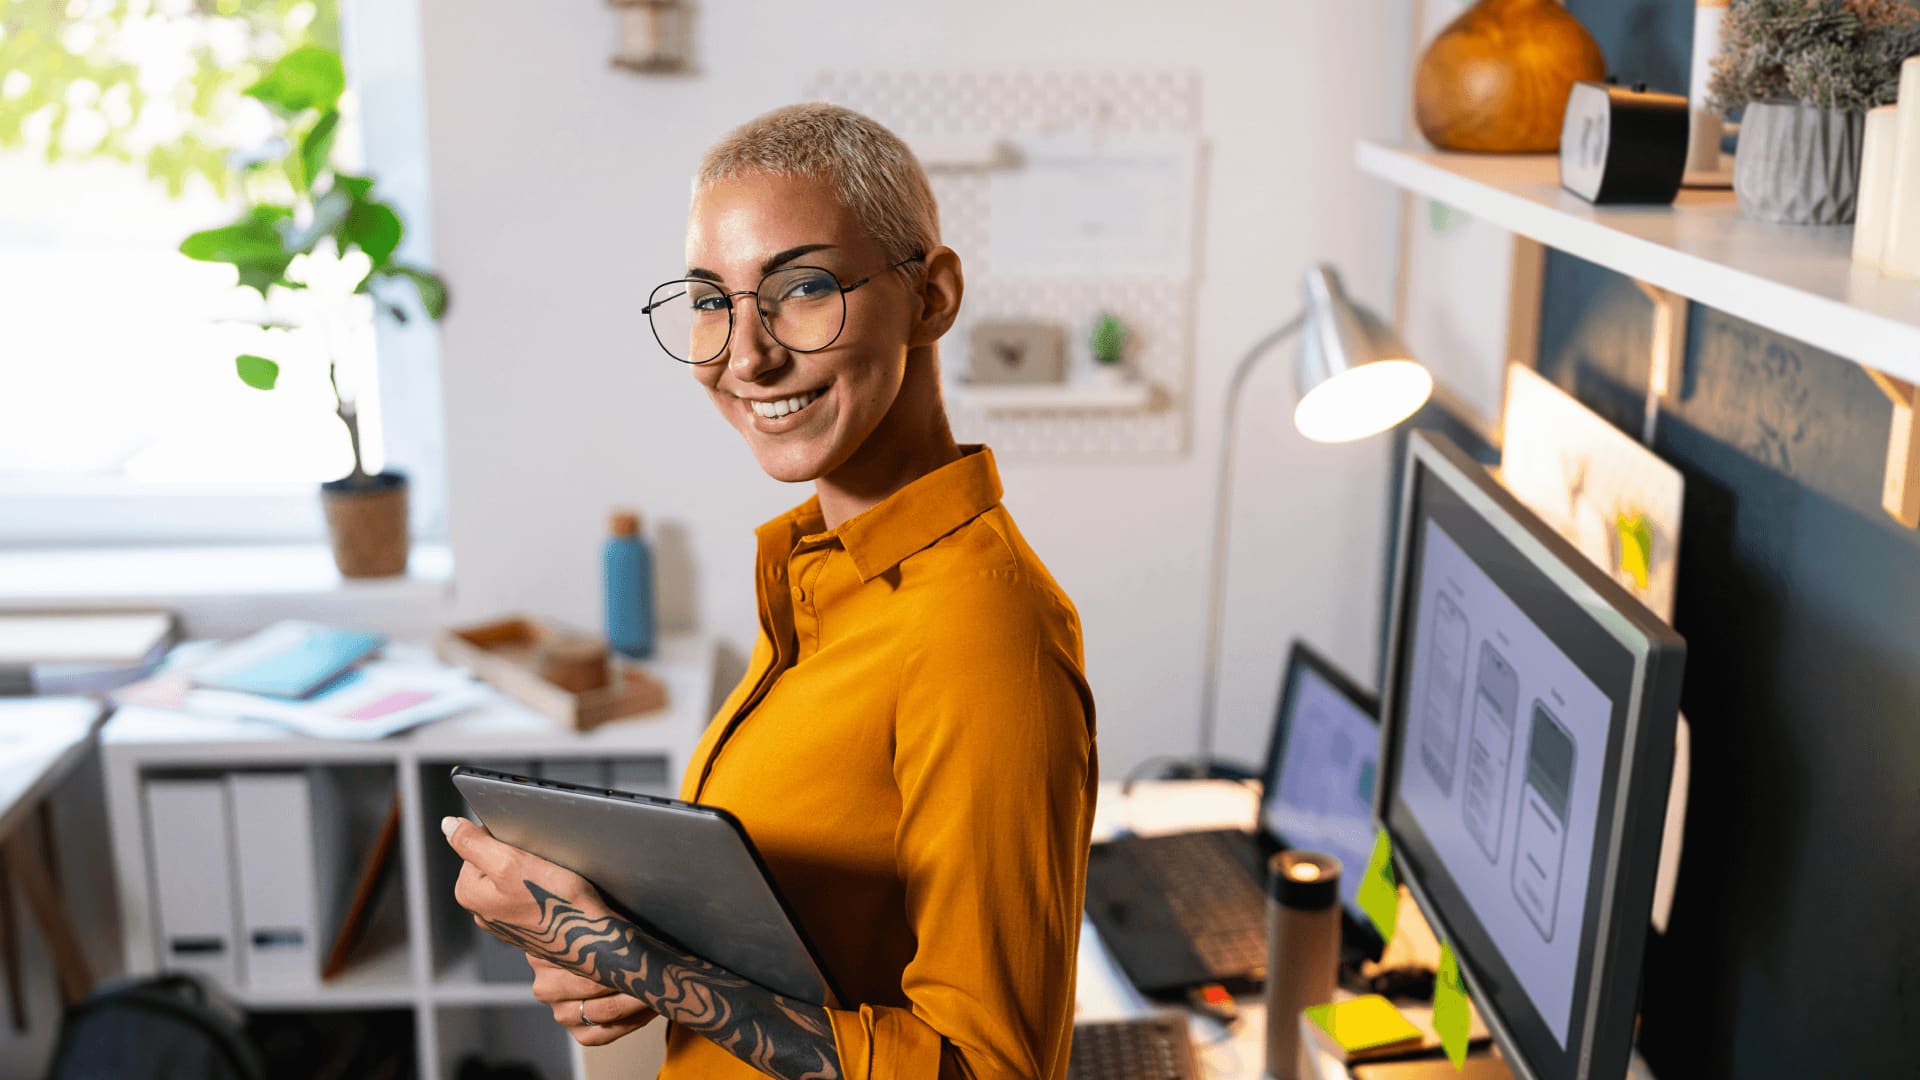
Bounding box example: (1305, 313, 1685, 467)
(1078, 780, 1665, 1080)
(0, 697, 103, 1021)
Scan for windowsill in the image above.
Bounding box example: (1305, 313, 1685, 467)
(0, 543, 454, 637)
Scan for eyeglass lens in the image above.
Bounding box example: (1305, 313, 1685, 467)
(647, 266, 849, 364)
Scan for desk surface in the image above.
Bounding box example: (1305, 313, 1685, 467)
(1083, 781, 1665, 1080)
(0, 697, 102, 840)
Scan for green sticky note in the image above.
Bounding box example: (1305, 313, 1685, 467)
(1356, 827, 1398, 943)
(1433, 940, 1470, 1070)
(1616, 511, 1652, 592)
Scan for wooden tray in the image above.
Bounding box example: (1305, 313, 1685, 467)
(435, 616, 667, 731)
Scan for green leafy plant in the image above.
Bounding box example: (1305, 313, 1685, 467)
(1708, 0, 1920, 113)
(0, 0, 337, 197)
(179, 45, 447, 486)
(1090, 312, 1127, 367)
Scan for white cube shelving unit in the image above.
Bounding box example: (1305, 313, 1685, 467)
(100, 634, 718, 1080)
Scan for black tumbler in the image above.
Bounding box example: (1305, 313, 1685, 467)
(1264, 850, 1342, 1080)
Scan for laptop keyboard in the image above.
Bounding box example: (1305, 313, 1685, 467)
(1068, 1015, 1200, 1080)
(1130, 833, 1267, 977)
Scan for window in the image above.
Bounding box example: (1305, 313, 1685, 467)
(0, 0, 442, 546)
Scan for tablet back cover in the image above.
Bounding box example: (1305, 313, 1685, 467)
(452, 768, 837, 1006)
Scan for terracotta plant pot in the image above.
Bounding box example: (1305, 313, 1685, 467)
(1733, 101, 1866, 225)
(1414, 0, 1607, 153)
(321, 471, 410, 579)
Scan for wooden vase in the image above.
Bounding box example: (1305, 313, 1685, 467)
(1414, 0, 1607, 153)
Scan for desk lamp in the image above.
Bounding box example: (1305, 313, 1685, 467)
(1192, 264, 1431, 777)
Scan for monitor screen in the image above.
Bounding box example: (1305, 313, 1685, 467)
(1263, 657, 1378, 923)
(1378, 433, 1683, 1080)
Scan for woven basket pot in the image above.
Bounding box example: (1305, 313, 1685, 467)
(320, 471, 410, 579)
(1734, 101, 1865, 225)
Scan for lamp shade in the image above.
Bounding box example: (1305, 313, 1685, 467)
(1292, 265, 1433, 443)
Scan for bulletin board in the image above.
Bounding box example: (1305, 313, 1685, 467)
(804, 69, 1204, 461)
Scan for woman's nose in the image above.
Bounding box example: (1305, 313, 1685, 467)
(726, 296, 785, 381)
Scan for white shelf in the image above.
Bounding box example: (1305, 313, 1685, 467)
(1355, 141, 1920, 384)
(949, 379, 1155, 411)
(239, 938, 418, 1011)
(98, 634, 719, 1080)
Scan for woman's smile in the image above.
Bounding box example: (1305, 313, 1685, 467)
(740, 384, 830, 432)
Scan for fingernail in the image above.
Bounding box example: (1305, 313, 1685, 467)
(441, 816, 458, 837)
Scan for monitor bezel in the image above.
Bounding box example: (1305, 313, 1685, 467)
(1373, 431, 1684, 1080)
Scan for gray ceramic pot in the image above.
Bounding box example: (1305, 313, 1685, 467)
(1734, 101, 1865, 225)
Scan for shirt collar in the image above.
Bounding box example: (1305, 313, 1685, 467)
(754, 445, 1005, 583)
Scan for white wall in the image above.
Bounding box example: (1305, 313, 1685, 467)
(419, 0, 1415, 774)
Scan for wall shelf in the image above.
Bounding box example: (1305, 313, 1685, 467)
(948, 379, 1155, 412)
(1358, 140, 1920, 526)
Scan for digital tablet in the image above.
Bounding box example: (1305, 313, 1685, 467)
(449, 765, 840, 1006)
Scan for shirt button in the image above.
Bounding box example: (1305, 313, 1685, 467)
(792, 585, 806, 604)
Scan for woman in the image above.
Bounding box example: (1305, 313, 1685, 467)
(445, 103, 1098, 1079)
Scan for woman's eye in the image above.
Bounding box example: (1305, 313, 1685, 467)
(780, 273, 836, 300)
(692, 294, 729, 313)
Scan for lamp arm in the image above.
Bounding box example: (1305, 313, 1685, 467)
(1195, 311, 1308, 771)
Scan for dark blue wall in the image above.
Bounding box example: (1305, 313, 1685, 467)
(1541, 4, 1920, 1077)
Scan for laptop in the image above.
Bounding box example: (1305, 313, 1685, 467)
(1085, 640, 1385, 997)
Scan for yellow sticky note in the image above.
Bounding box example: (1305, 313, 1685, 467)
(1616, 511, 1652, 591)
(1433, 940, 1470, 1070)
(1304, 994, 1422, 1054)
(1356, 827, 1398, 943)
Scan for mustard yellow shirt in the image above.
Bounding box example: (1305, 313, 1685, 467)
(660, 445, 1097, 1079)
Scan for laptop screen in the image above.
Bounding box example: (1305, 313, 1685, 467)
(1262, 653, 1380, 922)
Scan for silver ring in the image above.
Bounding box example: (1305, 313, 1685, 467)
(579, 999, 599, 1027)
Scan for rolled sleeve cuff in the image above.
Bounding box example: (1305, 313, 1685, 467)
(829, 1002, 945, 1080)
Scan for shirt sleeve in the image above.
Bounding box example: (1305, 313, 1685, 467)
(826, 569, 1097, 1079)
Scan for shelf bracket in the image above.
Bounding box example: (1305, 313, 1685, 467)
(1865, 369, 1920, 528)
(1633, 280, 1688, 445)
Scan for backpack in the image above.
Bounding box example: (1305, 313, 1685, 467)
(45, 974, 264, 1080)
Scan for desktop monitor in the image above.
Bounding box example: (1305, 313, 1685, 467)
(1375, 432, 1685, 1080)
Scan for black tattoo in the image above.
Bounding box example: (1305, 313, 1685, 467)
(478, 881, 842, 1080)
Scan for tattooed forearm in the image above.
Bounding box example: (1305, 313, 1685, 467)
(478, 882, 841, 1080)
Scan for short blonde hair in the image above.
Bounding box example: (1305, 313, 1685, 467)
(696, 103, 939, 282)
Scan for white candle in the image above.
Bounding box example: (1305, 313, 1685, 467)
(1882, 58, 1920, 280)
(1854, 105, 1901, 267)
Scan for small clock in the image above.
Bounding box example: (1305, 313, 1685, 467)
(1559, 81, 1689, 205)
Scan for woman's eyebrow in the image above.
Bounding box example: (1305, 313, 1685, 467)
(685, 243, 839, 284)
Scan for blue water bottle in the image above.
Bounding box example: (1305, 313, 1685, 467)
(604, 510, 655, 659)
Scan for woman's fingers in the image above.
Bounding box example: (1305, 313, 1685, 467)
(546, 992, 659, 1046)
(528, 955, 616, 1002)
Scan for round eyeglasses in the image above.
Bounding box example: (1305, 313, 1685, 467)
(643, 255, 925, 365)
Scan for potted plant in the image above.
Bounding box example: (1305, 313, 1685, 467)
(1087, 312, 1130, 388)
(180, 46, 448, 578)
(1709, 0, 1920, 224)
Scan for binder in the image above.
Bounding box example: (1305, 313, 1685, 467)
(144, 778, 241, 989)
(229, 771, 334, 991)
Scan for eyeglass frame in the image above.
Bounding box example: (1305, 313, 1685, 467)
(642, 253, 927, 365)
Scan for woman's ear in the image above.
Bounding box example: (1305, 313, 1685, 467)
(908, 246, 964, 348)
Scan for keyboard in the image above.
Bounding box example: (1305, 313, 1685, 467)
(1129, 833, 1268, 977)
(1068, 1015, 1201, 1080)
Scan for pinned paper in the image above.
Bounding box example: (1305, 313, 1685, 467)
(1433, 940, 1470, 1070)
(1616, 511, 1653, 591)
(1356, 827, 1399, 943)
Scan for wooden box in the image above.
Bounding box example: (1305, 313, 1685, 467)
(436, 616, 667, 732)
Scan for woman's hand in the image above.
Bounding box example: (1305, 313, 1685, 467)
(442, 816, 611, 960)
(528, 954, 659, 1046)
